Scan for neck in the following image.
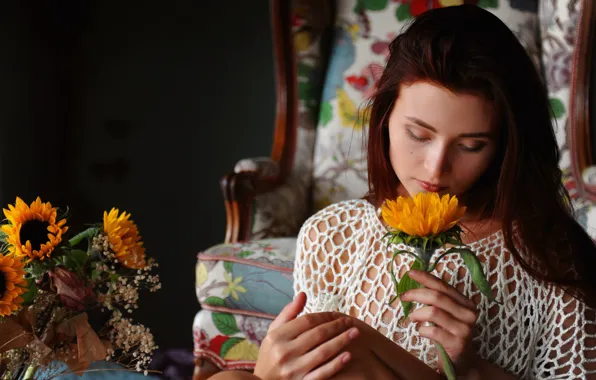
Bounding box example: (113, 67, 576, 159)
(459, 215, 502, 244)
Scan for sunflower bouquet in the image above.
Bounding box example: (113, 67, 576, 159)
(0, 197, 161, 379)
(382, 192, 497, 380)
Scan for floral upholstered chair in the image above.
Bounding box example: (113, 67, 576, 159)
(193, 0, 596, 378)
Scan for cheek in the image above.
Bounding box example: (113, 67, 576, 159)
(389, 130, 416, 169)
(454, 148, 497, 184)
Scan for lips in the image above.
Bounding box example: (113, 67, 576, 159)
(416, 180, 446, 192)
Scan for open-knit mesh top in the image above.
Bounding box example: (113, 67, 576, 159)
(293, 199, 596, 379)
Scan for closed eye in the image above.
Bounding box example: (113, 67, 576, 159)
(406, 129, 428, 142)
(459, 142, 487, 153)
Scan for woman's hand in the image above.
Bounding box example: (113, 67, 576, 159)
(401, 269, 479, 376)
(253, 292, 360, 380)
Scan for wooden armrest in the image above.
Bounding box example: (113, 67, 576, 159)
(220, 171, 284, 244)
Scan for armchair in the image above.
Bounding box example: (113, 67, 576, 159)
(194, 0, 596, 378)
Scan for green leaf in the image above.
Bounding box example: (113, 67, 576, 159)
(388, 270, 400, 304)
(212, 312, 240, 335)
(360, 0, 389, 11)
(395, 3, 412, 21)
(398, 260, 424, 320)
(204, 296, 225, 307)
(550, 97, 566, 119)
(26, 261, 46, 279)
(297, 62, 311, 78)
(391, 249, 423, 266)
(68, 227, 99, 247)
(61, 255, 74, 269)
(110, 273, 120, 283)
(223, 261, 233, 273)
(237, 250, 254, 258)
(90, 269, 102, 281)
(353, 0, 365, 13)
(477, 0, 498, 8)
(69, 249, 88, 267)
(298, 81, 312, 101)
(428, 250, 452, 272)
(21, 278, 37, 305)
(320, 102, 333, 127)
(387, 250, 414, 304)
(220, 337, 245, 358)
(452, 248, 497, 302)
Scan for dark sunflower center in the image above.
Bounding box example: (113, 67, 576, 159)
(0, 271, 5, 297)
(20, 220, 50, 251)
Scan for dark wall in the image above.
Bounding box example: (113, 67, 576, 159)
(0, 1, 275, 350)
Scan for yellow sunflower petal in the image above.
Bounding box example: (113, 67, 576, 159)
(0, 253, 27, 316)
(103, 208, 146, 269)
(382, 192, 466, 236)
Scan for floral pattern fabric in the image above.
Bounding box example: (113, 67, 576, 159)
(193, 309, 270, 370)
(194, 238, 296, 368)
(540, 0, 596, 237)
(196, 238, 295, 317)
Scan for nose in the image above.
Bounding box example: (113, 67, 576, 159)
(424, 145, 451, 180)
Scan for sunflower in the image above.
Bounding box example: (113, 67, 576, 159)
(381, 192, 466, 237)
(1, 197, 68, 262)
(103, 208, 146, 269)
(0, 254, 27, 316)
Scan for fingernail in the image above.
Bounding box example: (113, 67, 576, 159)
(349, 328, 359, 339)
(341, 352, 351, 363)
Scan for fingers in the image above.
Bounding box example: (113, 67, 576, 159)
(302, 352, 352, 380)
(401, 289, 477, 325)
(418, 324, 464, 351)
(292, 317, 354, 355)
(271, 311, 346, 341)
(299, 325, 359, 376)
(408, 306, 473, 337)
(408, 270, 476, 310)
(269, 292, 307, 331)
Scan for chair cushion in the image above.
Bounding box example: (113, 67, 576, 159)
(196, 237, 296, 318)
(312, 0, 541, 211)
(193, 309, 270, 371)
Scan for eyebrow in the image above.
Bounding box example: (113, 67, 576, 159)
(405, 116, 493, 138)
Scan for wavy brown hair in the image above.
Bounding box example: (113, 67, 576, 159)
(364, 5, 596, 307)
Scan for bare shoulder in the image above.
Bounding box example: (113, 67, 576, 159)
(295, 199, 374, 272)
(294, 199, 374, 301)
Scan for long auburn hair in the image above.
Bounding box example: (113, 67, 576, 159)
(364, 5, 596, 307)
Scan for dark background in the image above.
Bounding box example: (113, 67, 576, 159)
(0, 1, 274, 350)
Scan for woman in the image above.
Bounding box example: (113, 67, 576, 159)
(212, 4, 596, 379)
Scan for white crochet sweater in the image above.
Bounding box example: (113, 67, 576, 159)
(293, 199, 596, 379)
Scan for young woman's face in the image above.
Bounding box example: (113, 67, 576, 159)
(388, 81, 498, 199)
